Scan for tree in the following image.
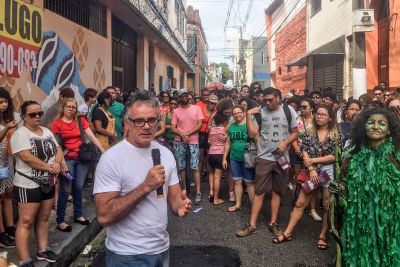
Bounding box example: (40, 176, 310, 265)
(216, 63, 233, 83)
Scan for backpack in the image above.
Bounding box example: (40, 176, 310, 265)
(254, 104, 293, 132)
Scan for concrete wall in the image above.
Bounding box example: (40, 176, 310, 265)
(307, 0, 352, 51)
(0, 0, 112, 111)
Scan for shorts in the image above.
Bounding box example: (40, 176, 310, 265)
(254, 158, 289, 195)
(174, 141, 200, 171)
(14, 186, 55, 203)
(230, 159, 255, 183)
(198, 132, 209, 150)
(320, 164, 334, 188)
(208, 154, 223, 170)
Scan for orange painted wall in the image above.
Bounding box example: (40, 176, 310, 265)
(366, 0, 400, 90)
(389, 0, 400, 87)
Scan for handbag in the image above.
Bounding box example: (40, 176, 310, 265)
(244, 138, 257, 169)
(77, 117, 98, 163)
(17, 171, 55, 194)
(296, 169, 310, 183)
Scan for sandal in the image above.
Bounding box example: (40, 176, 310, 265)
(317, 238, 329, 250)
(272, 233, 292, 244)
(208, 194, 214, 203)
(227, 206, 241, 212)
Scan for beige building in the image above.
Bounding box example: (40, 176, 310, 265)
(0, 0, 191, 110)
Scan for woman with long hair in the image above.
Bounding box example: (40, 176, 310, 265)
(340, 107, 400, 266)
(51, 98, 104, 232)
(11, 101, 65, 265)
(0, 87, 17, 247)
(92, 92, 117, 150)
(222, 105, 255, 212)
(272, 104, 341, 250)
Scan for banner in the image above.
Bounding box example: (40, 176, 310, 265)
(0, 0, 43, 78)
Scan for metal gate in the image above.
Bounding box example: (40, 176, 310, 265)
(313, 54, 344, 99)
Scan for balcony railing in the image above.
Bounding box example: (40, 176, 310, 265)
(127, 0, 189, 65)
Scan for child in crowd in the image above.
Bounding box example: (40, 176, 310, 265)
(207, 113, 228, 205)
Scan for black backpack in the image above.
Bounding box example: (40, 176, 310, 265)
(254, 104, 293, 131)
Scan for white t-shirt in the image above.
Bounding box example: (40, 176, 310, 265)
(11, 126, 58, 189)
(78, 103, 90, 114)
(93, 139, 179, 255)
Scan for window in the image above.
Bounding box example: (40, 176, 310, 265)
(187, 35, 197, 62)
(175, 0, 185, 35)
(44, 0, 107, 37)
(311, 0, 321, 16)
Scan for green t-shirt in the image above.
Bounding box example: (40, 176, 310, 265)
(228, 122, 248, 161)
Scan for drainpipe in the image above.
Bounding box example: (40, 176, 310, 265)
(352, 0, 367, 98)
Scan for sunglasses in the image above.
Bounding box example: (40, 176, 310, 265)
(300, 105, 309, 110)
(26, 111, 44, 118)
(312, 95, 321, 99)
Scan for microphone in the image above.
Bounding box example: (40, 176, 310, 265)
(151, 148, 164, 198)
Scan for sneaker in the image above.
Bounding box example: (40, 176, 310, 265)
(0, 232, 15, 248)
(37, 248, 57, 263)
(190, 182, 195, 187)
(229, 191, 236, 202)
(20, 261, 35, 267)
(236, 224, 256, 237)
(309, 209, 322, 221)
(194, 193, 202, 205)
(268, 223, 283, 236)
(5, 226, 15, 240)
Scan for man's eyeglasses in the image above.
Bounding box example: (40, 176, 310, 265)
(128, 117, 159, 127)
(26, 111, 44, 118)
(312, 95, 321, 99)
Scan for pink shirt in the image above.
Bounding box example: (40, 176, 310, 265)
(172, 105, 204, 144)
(208, 126, 225, 154)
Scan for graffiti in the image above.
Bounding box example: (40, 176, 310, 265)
(93, 57, 105, 90)
(72, 27, 88, 71)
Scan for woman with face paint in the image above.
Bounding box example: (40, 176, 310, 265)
(340, 107, 400, 266)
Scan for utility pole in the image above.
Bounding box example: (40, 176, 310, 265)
(352, 0, 367, 98)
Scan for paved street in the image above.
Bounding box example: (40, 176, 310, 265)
(90, 179, 335, 267)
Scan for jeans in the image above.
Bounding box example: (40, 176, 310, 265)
(106, 249, 169, 267)
(56, 159, 89, 224)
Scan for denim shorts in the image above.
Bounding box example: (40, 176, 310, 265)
(106, 249, 169, 267)
(230, 159, 255, 183)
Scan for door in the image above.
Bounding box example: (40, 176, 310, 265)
(378, 19, 389, 84)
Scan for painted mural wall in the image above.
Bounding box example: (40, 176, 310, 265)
(0, 0, 112, 111)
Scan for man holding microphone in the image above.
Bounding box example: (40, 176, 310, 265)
(94, 91, 192, 267)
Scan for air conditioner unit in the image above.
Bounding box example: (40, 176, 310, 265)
(353, 9, 375, 32)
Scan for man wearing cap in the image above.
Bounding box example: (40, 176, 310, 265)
(172, 89, 204, 204)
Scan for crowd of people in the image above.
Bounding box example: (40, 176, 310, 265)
(0, 80, 397, 266)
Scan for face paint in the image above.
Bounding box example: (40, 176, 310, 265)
(365, 114, 389, 144)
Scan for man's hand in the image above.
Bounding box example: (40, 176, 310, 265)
(177, 189, 192, 217)
(144, 165, 165, 191)
(247, 106, 262, 116)
(275, 141, 288, 155)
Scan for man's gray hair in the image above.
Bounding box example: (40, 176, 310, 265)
(124, 90, 160, 121)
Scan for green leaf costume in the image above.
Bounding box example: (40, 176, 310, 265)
(341, 140, 400, 266)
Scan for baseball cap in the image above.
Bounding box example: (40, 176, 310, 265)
(209, 95, 219, 104)
(178, 88, 188, 97)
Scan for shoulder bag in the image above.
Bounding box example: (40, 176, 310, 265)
(244, 137, 258, 169)
(77, 117, 98, 163)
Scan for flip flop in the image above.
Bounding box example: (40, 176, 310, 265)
(228, 206, 242, 212)
(317, 238, 329, 250)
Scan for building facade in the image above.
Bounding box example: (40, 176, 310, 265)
(245, 37, 271, 89)
(265, 0, 307, 94)
(0, 0, 191, 110)
(186, 5, 208, 94)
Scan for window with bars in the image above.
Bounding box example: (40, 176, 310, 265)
(44, 0, 107, 37)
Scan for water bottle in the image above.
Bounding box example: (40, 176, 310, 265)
(0, 167, 11, 180)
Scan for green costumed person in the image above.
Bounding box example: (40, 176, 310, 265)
(340, 107, 400, 266)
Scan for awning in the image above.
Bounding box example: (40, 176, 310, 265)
(287, 35, 345, 66)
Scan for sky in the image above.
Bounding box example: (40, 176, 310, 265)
(186, 0, 273, 65)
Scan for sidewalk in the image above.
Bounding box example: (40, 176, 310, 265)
(6, 188, 102, 267)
